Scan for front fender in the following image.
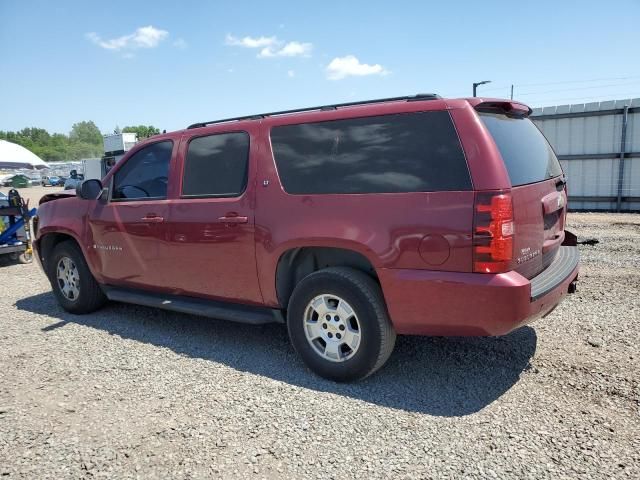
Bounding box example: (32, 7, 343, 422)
(34, 197, 100, 280)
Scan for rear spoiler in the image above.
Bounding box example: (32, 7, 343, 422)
(470, 99, 532, 118)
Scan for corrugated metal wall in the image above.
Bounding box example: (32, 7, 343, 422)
(531, 98, 640, 211)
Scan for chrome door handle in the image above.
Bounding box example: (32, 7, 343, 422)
(218, 215, 248, 224)
(141, 215, 164, 223)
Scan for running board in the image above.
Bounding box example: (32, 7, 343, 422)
(103, 286, 284, 325)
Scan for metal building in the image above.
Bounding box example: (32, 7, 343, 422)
(531, 98, 640, 211)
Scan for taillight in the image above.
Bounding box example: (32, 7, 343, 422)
(473, 190, 514, 273)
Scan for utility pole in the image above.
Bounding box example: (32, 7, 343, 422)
(510, 85, 514, 100)
(616, 105, 629, 212)
(472, 80, 491, 97)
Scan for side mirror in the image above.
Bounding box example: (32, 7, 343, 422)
(76, 179, 103, 200)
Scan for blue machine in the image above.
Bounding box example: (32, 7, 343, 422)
(0, 189, 37, 263)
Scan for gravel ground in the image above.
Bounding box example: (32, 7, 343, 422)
(0, 186, 64, 206)
(0, 212, 638, 479)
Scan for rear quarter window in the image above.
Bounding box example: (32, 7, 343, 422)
(479, 112, 563, 186)
(270, 111, 471, 194)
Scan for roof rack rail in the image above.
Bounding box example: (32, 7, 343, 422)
(187, 93, 441, 129)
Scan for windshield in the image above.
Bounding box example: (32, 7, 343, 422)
(479, 112, 563, 186)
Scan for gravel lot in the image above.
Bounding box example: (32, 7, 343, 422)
(1, 205, 638, 479)
(0, 186, 64, 206)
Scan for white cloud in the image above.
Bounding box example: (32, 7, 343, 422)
(259, 41, 312, 58)
(173, 38, 188, 49)
(326, 55, 389, 80)
(225, 34, 277, 48)
(226, 34, 312, 58)
(86, 25, 169, 51)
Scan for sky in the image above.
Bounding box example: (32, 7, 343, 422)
(1, 0, 640, 135)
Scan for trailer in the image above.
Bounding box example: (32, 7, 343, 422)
(82, 158, 103, 180)
(64, 134, 139, 189)
(95, 133, 138, 179)
(103, 132, 137, 155)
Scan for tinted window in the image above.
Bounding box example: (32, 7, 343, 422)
(479, 113, 563, 186)
(270, 111, 471, 194)
(182, 132, 249, 197)
(112, 141, 172, 200)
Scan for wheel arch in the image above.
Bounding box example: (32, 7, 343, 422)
(37, 231, 84, 277)
(275, 246, 379, 309)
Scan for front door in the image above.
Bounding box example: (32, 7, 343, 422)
(163, 128, 263, 305)
(87, 140, 174, 289)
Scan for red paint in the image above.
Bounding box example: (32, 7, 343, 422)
(34, 96, 578, 337)
(509, 179, 567, 279)
(378, 261, 578, 336)
(418, 234, 450, 266)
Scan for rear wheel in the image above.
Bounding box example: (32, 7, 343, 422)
(49, 240, 106, 314)
(287, 267, 396, 382)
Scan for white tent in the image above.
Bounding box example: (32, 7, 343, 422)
(0, 139, 48, 169)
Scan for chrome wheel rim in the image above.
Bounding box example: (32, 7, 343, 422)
(303, 294, 361, 362)
(56, 256, 80, 301)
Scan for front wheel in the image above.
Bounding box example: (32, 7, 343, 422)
(287, 267, 396, 382)
(49, 240, 106, 314)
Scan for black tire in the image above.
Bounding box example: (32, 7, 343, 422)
(48, 240, 107, 314)
(287, 267, 396, 382)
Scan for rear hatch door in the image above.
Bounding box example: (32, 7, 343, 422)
(479, 110, 566, 279)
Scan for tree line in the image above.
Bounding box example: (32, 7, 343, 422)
(0, 122, 160, 162)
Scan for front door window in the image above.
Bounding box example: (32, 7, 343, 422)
(112, 141, 172, 200)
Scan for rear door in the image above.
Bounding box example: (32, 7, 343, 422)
(163, 126, 263, 305)
(479, 112, 566, 278)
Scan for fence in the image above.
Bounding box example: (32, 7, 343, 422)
(531, 98, 640, 211)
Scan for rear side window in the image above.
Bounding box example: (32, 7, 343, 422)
(479, 113, 563, 186)
(182, 132, 249, 197)
(270, 111, 471, 194)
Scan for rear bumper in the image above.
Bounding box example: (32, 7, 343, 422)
(378, 246, 579, 336)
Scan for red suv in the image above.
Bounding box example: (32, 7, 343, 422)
(33, 95, 579, 381)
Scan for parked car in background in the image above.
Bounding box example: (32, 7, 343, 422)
(56, 176, 67, 186)
(41, 176, 61, 187)
(1, 174, 30, 188)
(33, 95, 580, 382)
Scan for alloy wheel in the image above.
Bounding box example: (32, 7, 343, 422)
(303, 294, 361, 362)
(56, 256, 80, 301)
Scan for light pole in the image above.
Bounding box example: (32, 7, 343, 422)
(472, 80, 491, 97)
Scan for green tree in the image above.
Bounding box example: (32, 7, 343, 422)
(68, 142, 101, 160)
(69, 121, 102, 145)
(122, 125, 160, 139)
(19, 127, 51, 145)
(1, 121, 106, 162)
